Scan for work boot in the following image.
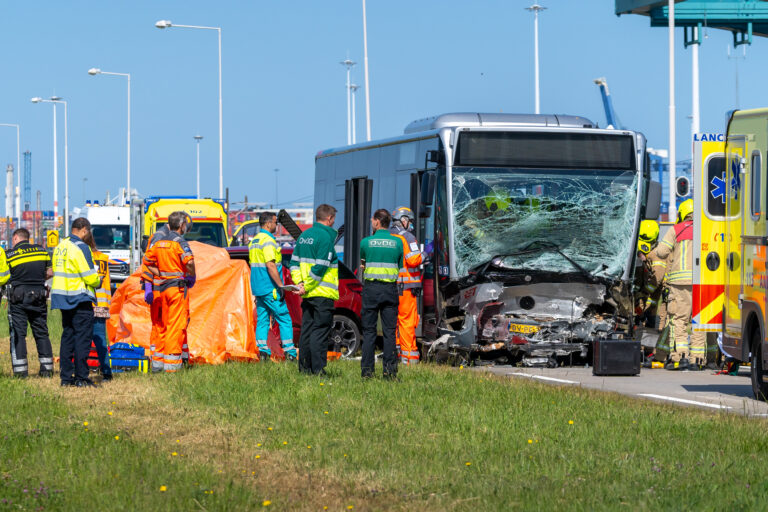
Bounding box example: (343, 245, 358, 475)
(101, 373, 113, 381)
(259, 352, 271, 362)
(642, 355, 654, 369)
(13, 372, 28, 379)
(38, 370, 53, 378)
(664, 359, 689, 371)
(60, 381, 75, 387)
(75, 379, 98, 388)
(383, 373, 399, 382)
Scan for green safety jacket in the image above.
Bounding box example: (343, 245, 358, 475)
(289, 222, 339, 300)
(360, 229, 403, 282)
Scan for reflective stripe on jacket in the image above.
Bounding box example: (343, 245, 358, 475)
(360, 229, 403, 283)
(249, 229, 282, 297)
(289, 222, 339, 300)
(656, 220, 692, 285)
(51, 235, 102, 309)
(390, 225, 422, 289)
(92, 249, 112, 309)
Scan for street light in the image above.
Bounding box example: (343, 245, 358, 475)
(88, 68, 131, 205)
(340, 58, 356, 145)
(156, 19, 223, 198)
(525, 3, 546, 115)
(361, 0, 372, 141)
(194, 135, 203, 199)
(31, 96, 69, 235)
(350, 84, 359, 144)
(82, 177, 88, 204)
(0, 123, 20, 221)
(274, 168, 279, 208)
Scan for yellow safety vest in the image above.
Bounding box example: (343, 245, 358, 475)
(51, 236, 102, 309)
(92, 249, 112, 309)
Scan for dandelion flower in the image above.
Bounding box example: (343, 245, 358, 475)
(465, 462, 472, 466)
(111, 401, 116, 404)
(307, 445, 312, 449)
(85, 428, 89, 432)
(282, 441, 288, 445)
(459, 365, 464, 369)
(176, 439, 180, 443)
(324, 507, 328, 510)
(257, 443, 262, 447)
(324, 411, 329, 415)
(114, 436, 120, 441)
(343, 454, 348, 457)
(108, 412, 113, 416)
(347, 506, 354, 510)
(320, 382, 324, 386)
(262, 500, 272, 507)
(527, 439, 532, 444)
(159, 485, 167, 492)
(172, 452, 178, 456)
(568, 420, 574, 425)
(83, 421, 89, 427)
(252, 471, 255, 475)
(267, 427, 273, 431)
(255, 455, 261, 459)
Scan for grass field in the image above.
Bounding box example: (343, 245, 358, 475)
(2, 321, 768, 510)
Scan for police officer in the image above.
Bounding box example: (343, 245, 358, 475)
(249, 211, 297, 360)
(52, 218, 103, 387)
(1, 228, 54, 378)
(289, 204, 339, 375)
(360, 209, 404, 379)
(390, 206, 422, 365)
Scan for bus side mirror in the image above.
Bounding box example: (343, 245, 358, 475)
(421, 172, 436, 206)
(645, 181, 662, 220)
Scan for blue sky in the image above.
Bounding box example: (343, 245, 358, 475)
(0, 1, 764, 212)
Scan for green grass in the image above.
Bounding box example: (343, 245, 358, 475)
(3, 331, 768, 510)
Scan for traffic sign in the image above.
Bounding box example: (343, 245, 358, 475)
(46, 230, 59, 248)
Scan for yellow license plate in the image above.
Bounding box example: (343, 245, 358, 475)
(509, 323, 539, 334)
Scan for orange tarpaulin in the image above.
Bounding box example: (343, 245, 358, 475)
(107, 242, 259, 364)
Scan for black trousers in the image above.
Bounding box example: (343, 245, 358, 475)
(361, 280, 399, 377)
(298, 297, 334, 375)
(8, 301, 53, 376)
(59, 302, 95, 384)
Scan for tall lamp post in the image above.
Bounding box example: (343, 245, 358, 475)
(82, 177, 88, 204)
(31, 96, 69, 235)
(361, 0, 372, 141)
(194, 135, 203, 199)
(274, 168, 279, 208)
(156, 19, 223, 199)
(350, 84, 359, 144)
(525, 3, 546, 115)
(88, 68, 131, 205)
(0, 123, 20, 222)
(340, 58, 356, 145)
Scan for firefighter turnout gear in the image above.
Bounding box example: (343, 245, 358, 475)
(290, 222, 339, 375)
(1, 242, 53, 377)
(51, 235, 102, 386)
(360, 229, 404, 378)
(390, 221, 422, 365)
(656, 216, 706, 367)
(249, 229, 296, 358)
(91, 249, 113, 378)
(142, 228, 195, 373)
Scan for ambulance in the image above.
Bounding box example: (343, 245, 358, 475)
(694, 111, 768, 399)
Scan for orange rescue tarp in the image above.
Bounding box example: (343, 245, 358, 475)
(107, 241, 258, 364)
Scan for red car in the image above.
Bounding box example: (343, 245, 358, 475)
(226, 246, 363, 358)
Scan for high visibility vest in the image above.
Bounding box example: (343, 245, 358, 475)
(51, 236, 102, 309)
(289, 223, 339, 300)
(390, 225, 422, 289)
(92, 249, 112, 309)
(0, 248, 9, 286)
(249, 229, 282, 297)
(360, 230, 403, 283)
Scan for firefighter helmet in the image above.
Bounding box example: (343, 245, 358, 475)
(677, 198, 694, 223)
(392, 206, 415, 222)
(637, 220, 659, 255)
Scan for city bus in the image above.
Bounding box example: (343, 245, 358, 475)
(314, 113, 661, 365)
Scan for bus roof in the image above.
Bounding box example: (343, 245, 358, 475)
(316, 112, 599, 160)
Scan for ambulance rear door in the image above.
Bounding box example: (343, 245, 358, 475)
(692, 134, 727, 334)
(722, 134, 746, 355)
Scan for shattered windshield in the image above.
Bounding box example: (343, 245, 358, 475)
(452, 168, 638, 278)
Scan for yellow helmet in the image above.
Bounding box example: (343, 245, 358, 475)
(677, 199, 694, 223)
(484, 188, 512, 212)
(637, 220, 659, 255)
(392, 206, 414, 222)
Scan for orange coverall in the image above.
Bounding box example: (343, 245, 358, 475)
(142, 230, 194, 372)
(391, 225, 422, 365)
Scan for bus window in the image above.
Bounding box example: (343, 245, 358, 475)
(752, 151, 762, 219)
(706, 156, 726, 218)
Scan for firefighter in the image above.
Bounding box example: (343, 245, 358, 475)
(634, 220, 668, 364)
(51, 218, 103, 387)
(142, 211, 196, 373)
(83, 231, 113, 381)
(289, 204, 339, 375)
(249, 211, 297, 360)
(1, 228, 53, 378)
(656, 199, 706, 370)
(360, 209, 404, 379)
(390, 206, 422, 365)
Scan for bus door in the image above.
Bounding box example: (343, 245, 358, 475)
(343, 177, 373, 272)
(723, 136, 746, 350)
(692, 136, 726, 334)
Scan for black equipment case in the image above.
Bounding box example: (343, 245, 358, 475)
(592, 339, 641, 376)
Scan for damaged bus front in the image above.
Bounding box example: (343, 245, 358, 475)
(426, 121, 661, 365)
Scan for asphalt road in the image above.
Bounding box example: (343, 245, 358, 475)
(479, 364, 768, 417)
